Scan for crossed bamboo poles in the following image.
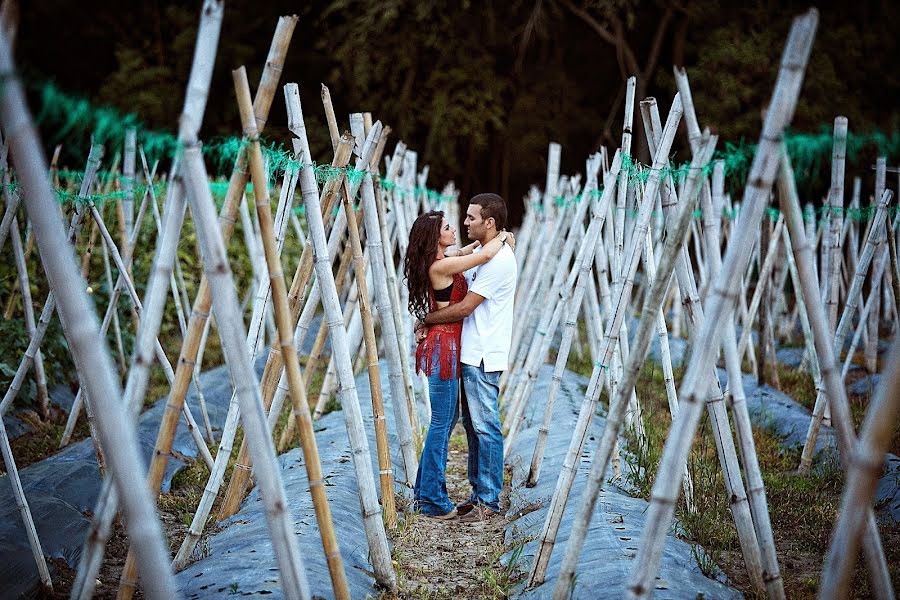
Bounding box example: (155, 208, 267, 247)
(2, 4, 899, 599)
(504, 8, 894, 599)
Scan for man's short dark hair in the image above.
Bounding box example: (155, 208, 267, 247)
(469, 193, 507, 231)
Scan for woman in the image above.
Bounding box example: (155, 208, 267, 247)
(403, 210, 511, 519)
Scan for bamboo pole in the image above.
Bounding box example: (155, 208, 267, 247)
(6, 214, 49, 419)
(333, 138, 398, 527)
(59, 157, 157, 448)
(0, 21, 180, 600)
(181, 138, 312, 600)
(274, 189, 357, 453)
(359, 139, 419, 486)
(111, 5, 231, 599)
(783, 220, 821, 387)
(76, 11, 298, 600)
(223, 121, 372, 511)
(370, 137, 422, 452)
(122, 128, 136, 237)
(1, 143, 50, 419)
(223, 73, 349, 598)
(701, 166, 786, 597)
(395, 150, 420, 421)
(1, 415, 53, 590)
(99, 228, 128, 373)
(819, 333, 900, 598)
(0, 136, 20, 251)
(778, 154, 895, 599)
(552, 133, 717, 599)
(508, 143, 561, 369)
(826, 118, 847, 334)
(887, 217, 900, 317)
(622, 14, 818, 597)
(287, 92, 396, 590)
(38, 144, 108, 464)
(524, 153, 613, 485)
(321, 84, 340, 151)
(504, 196, 572, 406)
(641, 94, 767, 592)
(737, 214, 786, 359)
(841, 258, 881, 380)
(799, 188, 893, 472)
(176, 86, 347, 570)
(866, 157, 887, 372)
(84, 201, 215, 469)
(504, 186, 595, 447)
(527, 94, 685, 587)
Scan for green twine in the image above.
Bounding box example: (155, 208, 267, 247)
(526, 203, 897, 223)
(13, 78, 900, 211)
(21, 79, 454, 204)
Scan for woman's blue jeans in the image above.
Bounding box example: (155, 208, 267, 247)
(413, 367, 459, 516)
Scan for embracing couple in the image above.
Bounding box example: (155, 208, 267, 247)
(403, 193, 518, 522)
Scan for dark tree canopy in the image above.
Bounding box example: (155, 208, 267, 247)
(15, 0, 900, 224)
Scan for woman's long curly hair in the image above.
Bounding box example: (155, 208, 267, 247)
(404, 210, 444, 322)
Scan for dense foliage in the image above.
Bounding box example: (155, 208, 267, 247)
(16, 1, 900, 223)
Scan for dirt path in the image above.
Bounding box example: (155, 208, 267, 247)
(385, 426, 519, 599)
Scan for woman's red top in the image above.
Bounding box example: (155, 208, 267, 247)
(415, 272, 467, 380)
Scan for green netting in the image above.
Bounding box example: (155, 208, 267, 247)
(4, 79, 455, 204)
(543, 183, 898, 222)
(5, 78, 900, 215)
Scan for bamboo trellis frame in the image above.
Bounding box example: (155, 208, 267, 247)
(0, 5, 897, 600)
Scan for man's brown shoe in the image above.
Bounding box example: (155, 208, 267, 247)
(425, 508, 458, 521)
(456, 500, 476, 517)
(459, 505, 499, 523)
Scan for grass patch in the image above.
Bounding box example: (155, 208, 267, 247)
(2, 412, 90, 473)
(776, 364, 817, 409)
(620, 358, 899, 598)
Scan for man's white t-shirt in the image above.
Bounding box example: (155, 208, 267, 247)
(461, 243, 518, 372)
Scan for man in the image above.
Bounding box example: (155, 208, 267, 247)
(423, 193, 518, 522)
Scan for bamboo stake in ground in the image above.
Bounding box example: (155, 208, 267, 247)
(222, 116, 373, 514)
(865, 157, 887, 373)
(552, 133, 717, 600)
(83, 201, 214, 470)
(1, 415, 53, 590)
(182, 138, 313, 600)
(1, 143, 50, 419)
(326, 118, 398, 529)
(0, 21, 179, 600)
(237, 73, 349, 598)
(358, 138, 419, 487)
(798, 187, 893, 473)
(778, 156, 895, 599)
(737, 214, 786, 359)
(623, 13, 818, 597)
(528, 94, 684, 587)
(640, 93, 767, 592)
(287, 91, 396, 591)
(117, 9, 295, 555)
(122, 127, 136, 236)
(79, 10, 297, 600)
(819, 333, 900, 598)
(366, 130, 423, 456)
(60, 157, 158, 448)
(525, 153, 611, 486)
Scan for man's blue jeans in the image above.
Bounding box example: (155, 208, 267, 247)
(456, 361, 503, 512)
(413, 369, 458, 516)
